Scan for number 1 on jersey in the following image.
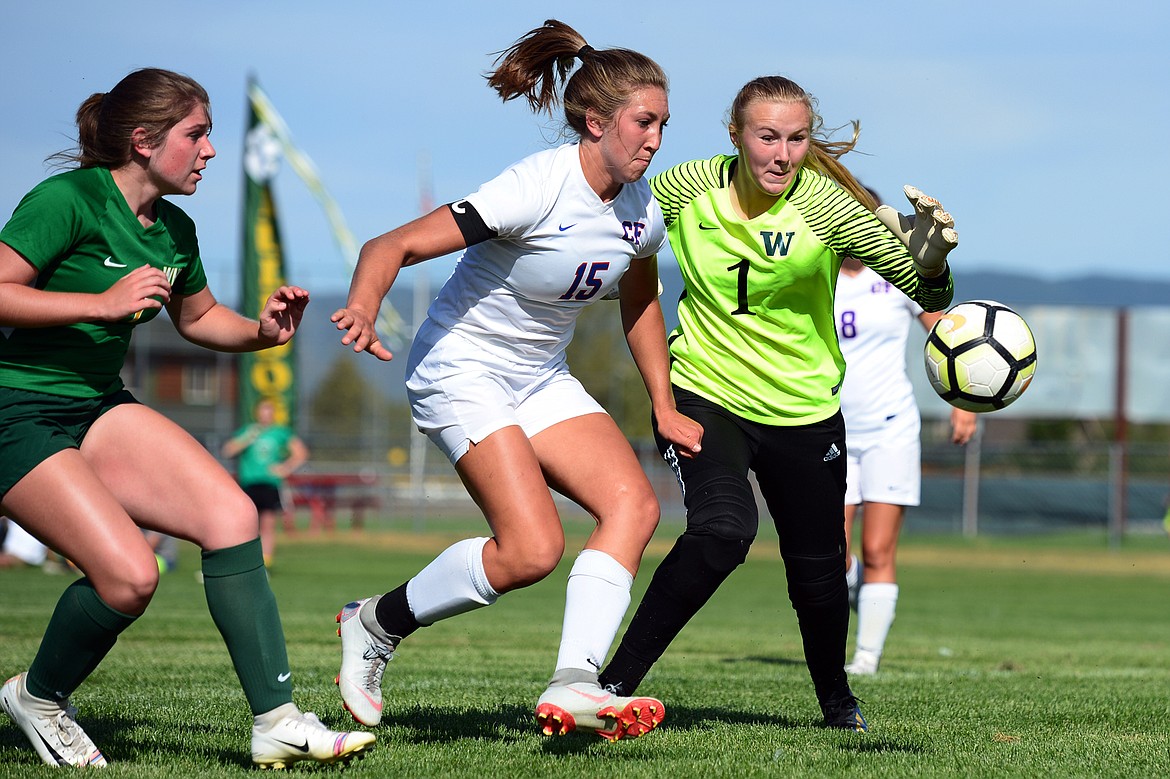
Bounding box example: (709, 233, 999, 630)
(727, 259, 755, 316)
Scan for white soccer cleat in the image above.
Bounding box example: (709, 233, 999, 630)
(535, 682, 665, 742)
(251, 710, 375, 769)
(0, 673, 108, 768)
(846, 651, 880, 676)
(335, 598, 394, 726)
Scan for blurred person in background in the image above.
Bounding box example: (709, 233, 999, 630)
(0, 517, 48, 569)
(835, 192, 976, 674)
(222, 397, 309, 568)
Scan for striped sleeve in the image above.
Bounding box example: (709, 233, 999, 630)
(650, 156, 733, 228)
(793, 172, 954, 312)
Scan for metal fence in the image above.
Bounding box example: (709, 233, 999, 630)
(913, 440, 1168, 540)
(287, 436, 1169, 542)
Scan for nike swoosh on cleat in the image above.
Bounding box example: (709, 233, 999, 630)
(568, 687, 610, 704)
(698, 223, 718, 230)
(272, 738, 310, 753)
(33, 731, 68, 766)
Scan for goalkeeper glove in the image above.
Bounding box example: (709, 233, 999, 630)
(874, 185, 958, 278)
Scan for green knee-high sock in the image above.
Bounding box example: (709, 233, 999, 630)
(202, 538, 293, 715)
(26, 578, 137, 701)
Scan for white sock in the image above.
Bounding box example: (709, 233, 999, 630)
(407, 537, 499, 625)
(253, 702, 300, 730)
(845, 554, 861, 609)
(14, 675, 67, 718)
(552, 549, 633, 677)
(855, 582, 899, 659)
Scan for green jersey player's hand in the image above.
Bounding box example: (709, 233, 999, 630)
(875, 185, 957, 279)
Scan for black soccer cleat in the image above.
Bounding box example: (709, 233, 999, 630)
(820, 692, 868, 732)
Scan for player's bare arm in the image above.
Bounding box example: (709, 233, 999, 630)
(169, 285, 303, 351)
(0, 243, 171, 326)
(334, 206, 467, 361)
(618, 255, 703, 457)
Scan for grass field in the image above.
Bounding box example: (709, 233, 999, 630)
(2, 524, 1168, 777)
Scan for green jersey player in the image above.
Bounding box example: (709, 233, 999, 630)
(0, 68, 373, 769)
(599, 75, 958, 732)
(222, 398, 309, 568)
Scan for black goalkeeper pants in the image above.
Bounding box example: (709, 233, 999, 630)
(599, 386, 851, 703)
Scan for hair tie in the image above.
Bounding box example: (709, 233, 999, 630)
(577, 44, 594, 60)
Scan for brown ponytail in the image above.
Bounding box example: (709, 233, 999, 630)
(485, 19, 667, 138)
(50, 68, 210, 169)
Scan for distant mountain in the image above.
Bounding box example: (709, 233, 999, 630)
(657, 266, 1170, 320)
(295, 270, 1168, 403)
(947, 271, 1170, 308)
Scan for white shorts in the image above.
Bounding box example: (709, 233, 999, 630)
(844, 409, 921, 507)
(405, 326, 606, 465)
(1, 519, 48, 565)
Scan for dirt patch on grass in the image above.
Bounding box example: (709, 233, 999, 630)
(891, 544, 1170, 577)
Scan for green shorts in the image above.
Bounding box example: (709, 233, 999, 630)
(0, 386, 138, 500)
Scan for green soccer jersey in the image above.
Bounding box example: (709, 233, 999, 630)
(0, 167, 208, 397)
(652, 155, 953, 425)
(233, 424, 296, 488)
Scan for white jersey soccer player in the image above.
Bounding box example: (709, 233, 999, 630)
(835, 262, 925, 676)
(420, 142, 666, 369)
(407, 142, 666, 463)
(332, 23, 696, 742)
(835, 264, 924, 506)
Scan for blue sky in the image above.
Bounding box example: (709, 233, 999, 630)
(4, 1, 1168, 299)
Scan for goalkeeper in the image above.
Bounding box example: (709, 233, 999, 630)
(597, 74, 956, 732)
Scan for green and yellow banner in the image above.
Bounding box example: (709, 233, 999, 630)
(237, 78, 403, 427)
(240, 77, 296, 426)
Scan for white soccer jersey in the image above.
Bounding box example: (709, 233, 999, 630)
(422, 143, 667, 367)
(835, 266, 923, 434)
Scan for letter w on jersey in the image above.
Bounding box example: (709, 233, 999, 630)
(760, 231, 795, 257)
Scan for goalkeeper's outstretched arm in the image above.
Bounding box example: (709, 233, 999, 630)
(875, 185, 958, 279)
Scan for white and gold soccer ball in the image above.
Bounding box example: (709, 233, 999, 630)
(924, 300, 1037, 412)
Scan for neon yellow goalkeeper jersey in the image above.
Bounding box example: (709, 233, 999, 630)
(652, 155, 953, 425)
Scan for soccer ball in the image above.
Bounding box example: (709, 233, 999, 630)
(924, 300, 1037, 412)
